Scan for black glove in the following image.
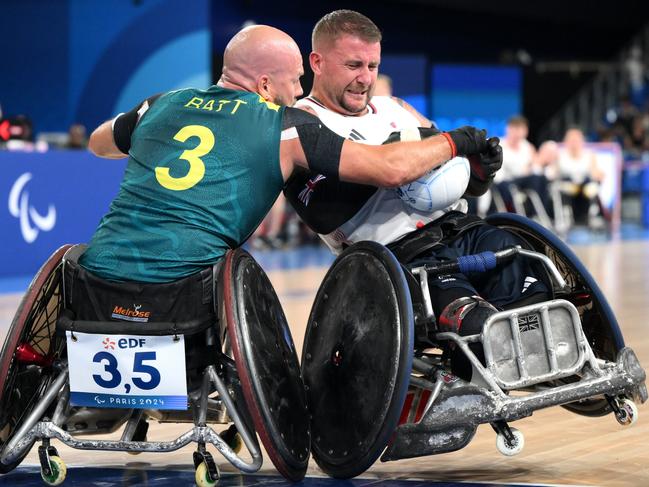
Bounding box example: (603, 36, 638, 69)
(444, 126, 488, 157)
(464, 137, 503, 197)
(382, 126, 440, 145)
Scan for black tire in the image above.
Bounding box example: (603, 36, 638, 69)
(221, 249, 309, 482)
(0, 245, 70, 473)
(302, 241, 414, 478)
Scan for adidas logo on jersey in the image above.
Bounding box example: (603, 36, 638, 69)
(348, 129, 366, 141)
(522, 276, 538, 293)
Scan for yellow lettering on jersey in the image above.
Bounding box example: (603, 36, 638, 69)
(230, 99, 247, 114)
(185, 97, 203, 109)
(214, 100, 231, 112)
(202, 99, 215, 111)
(258, 96, 280, 112)
(155, 125, 214, 191)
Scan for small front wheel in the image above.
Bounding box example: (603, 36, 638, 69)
(195, 460, 219, 487)
(615, 398, 639, 426)
(41, 456, 67, 486)
(496, 427, 525, 456)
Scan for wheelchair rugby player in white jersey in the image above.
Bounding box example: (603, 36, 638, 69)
(284, 9, 647, 480)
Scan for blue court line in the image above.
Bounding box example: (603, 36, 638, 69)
(0, 466, 569, 487)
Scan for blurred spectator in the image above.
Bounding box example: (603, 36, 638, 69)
(612, 96, 639, 140)
(557, 127, 604, 226)
(494, 115, 553, 217)
(374, 73, 393, 96)
(623, 115, 649, 159)
(624, 45, 647, 108)
(535, 140, 560, 180)
(66, 123, 88, 149)
(3, 115, 48, 152)
(250, 194, 288, 250)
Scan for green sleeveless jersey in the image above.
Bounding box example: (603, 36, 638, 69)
(81, 86, 285, 282)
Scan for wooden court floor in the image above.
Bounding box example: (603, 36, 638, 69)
(0, 240, 647, 486)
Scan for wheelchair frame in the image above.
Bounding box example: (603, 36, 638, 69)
(0, 246, 309, 486)
(383, 216, 646, 461)
(301, 215, 646, 473)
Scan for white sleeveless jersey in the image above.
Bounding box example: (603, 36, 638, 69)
(496, 138, 535, 182)
(557, 149, 594, 184)
(295, 95, 467, 253)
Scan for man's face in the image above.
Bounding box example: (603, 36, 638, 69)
(564, 129, 584, 153)
(268, 52, 304, 107)
(313, 35, 381, 115)
(505, 123, 528, 142)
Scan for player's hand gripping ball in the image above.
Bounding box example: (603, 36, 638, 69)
(384, 127, 470, 213)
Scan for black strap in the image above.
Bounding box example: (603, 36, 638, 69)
(387, 212, 485, 263)
(58, 310, 212, 336)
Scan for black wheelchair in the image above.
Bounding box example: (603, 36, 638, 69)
(301, 212, 647, 479)
(0, 246, 310, 486)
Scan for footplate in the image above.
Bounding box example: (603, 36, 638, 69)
(483, 300, 587, 390)
(383, 346, 646, 461)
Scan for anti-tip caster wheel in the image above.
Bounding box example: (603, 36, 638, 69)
(496, 427, 525, 456)
(615, 398, 639, 426)
(41, 456, 67, 486)
(195, 460, 220, 487)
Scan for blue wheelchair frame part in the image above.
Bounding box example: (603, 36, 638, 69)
(485, 212, 624, 351)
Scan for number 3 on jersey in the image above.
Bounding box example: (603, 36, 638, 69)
(155, 125, 214, 191)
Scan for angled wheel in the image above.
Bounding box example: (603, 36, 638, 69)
(41, 455, 67, 486)
(302, 241, 414, 479)
(496, 428, 524, 456)
(0, 245, 71, 473)
(486, 213, 624, 416)
(220, 249, 309, 481)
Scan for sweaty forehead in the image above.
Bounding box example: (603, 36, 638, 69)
(329, 35, 381, 62)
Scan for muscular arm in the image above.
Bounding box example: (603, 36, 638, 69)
(337, 137, 452, 187)
(392, 96, 434, 127)
(88, 120, 126, 159)
(279, 108, 482, 188)
(88, 94, 162, 159)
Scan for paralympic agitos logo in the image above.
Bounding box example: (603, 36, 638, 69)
(8, 172, 56, 243)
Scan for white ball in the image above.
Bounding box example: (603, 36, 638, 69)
(396, 157, 471, 213)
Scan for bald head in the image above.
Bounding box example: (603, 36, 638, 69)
(218, 25, 304, 106)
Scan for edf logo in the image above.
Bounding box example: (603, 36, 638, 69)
(8, 172, 56, 244)
(118, 338, 147, 348)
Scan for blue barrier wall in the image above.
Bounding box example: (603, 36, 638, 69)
(1, 151, 126, 277)
(431, 65, 522, 138)
(0, 0, 210, 134)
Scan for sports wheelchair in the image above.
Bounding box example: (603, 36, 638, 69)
(301, 212, 647, 479)
(0, 246, 310, 486)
